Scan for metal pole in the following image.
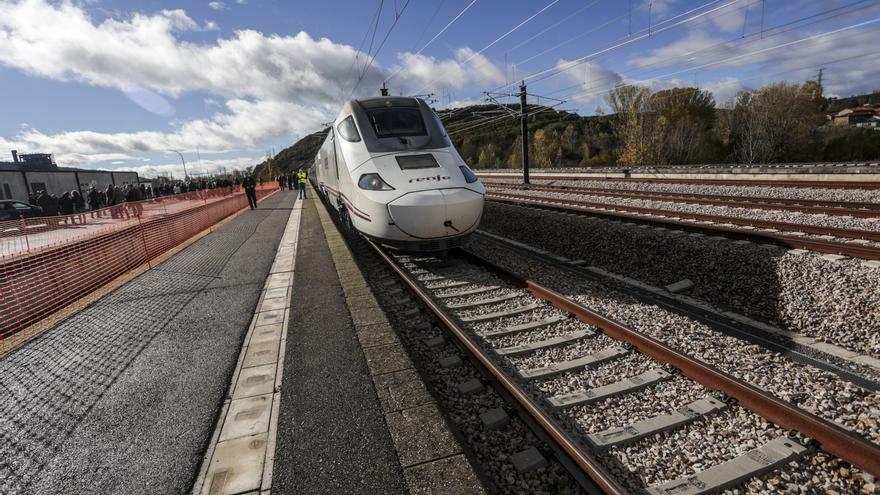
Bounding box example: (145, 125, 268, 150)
(172, 150, 188, 181)
(520, 81, 530, 185)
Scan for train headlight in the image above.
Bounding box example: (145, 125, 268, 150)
(358, 173, 395, 191)
(459, 165, 479, 184)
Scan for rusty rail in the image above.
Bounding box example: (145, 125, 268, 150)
(366, 239, 628, 495)
(486, 193, 880, 260)
(371, 237, 880, 488)
(482, 174, 880, 190)
(483, 182, 880, 218)
(515, 280, 880, 479)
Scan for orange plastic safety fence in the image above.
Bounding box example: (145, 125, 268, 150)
(0, 184, 277, 340)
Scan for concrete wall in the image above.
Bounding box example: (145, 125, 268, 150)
(0, 171, 28, 201)
(23, 172, 79, 198)
(0, 170, 140, 202)
(78, 171, 115, 192)
(112, 172, 139, 187)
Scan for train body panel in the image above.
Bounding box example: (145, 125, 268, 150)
(314, 96, 484, 251)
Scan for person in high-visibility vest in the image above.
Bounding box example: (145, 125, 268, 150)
(297, 170, 308, 200)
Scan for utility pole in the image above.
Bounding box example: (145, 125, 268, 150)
(817, 68, 824, 89)
(519, 81, 530, 185)
(484, 83, 564, 186)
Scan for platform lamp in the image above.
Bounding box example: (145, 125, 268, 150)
(171, 150, 188, 181)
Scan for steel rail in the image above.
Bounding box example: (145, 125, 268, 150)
(371, 236, 880, 484)
(365, 239, 629, 495)
(486, 193, 880, 261)
(483, 182, 880, 217)
(487, 191, 880, 241)
(485, 174, 880, 190)
(505, 278, 880, 479)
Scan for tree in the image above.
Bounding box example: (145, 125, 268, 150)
(477, 142, 499, 168)
(507, 135, 523, 169)
(560, 123, 579, 156)
(651, 87, 716, 164)
(608, 85, 656, 166)
(729, 81, 825, 163)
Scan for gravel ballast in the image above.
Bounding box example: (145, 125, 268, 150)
(478, 201, 880, 358)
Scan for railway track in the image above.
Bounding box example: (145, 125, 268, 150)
(480, 174, 880, 190)
(482, 182, 880, 218)
(369, 241, 880, 494)
(484, 191, 880, 261)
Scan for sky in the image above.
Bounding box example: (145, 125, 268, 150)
(1, 0, 879, 178)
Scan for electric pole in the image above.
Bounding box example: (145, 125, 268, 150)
(484, 82, 565, 186)
(519, 81, 530, 185)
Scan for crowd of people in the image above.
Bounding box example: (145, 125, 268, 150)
(24, 177, 254, 225)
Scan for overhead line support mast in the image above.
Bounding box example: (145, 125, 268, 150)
(520, 81, 530, 185)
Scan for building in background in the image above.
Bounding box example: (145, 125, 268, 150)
(0, 150, 139, 202)
(829, 104, 880, 128)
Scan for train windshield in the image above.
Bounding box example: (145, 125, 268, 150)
(365, 108, 427, 139)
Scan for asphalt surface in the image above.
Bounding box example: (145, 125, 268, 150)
(272, 198, 408, 494)
(0, 191, 295, 495)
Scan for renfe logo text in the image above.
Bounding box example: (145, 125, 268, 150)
(409, 175, 451, 183)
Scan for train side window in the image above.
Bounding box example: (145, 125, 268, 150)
(337, 116, 361, 142)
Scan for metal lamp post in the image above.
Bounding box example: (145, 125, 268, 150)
(171, 150, 188, 181)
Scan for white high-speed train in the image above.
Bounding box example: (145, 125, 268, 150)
(313, 96, 485, 252)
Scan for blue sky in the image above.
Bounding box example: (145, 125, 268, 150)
(1, 0, 878, 177)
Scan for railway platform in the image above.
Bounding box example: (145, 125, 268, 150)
(0, 188, 483, 495)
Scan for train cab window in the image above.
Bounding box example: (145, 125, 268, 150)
(337, 116, 361, 142)
(366, 108, 427, 139)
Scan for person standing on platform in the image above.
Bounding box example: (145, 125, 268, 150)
(244, 175, 258, 209)
(297, 170, 308, 199)
(71, 190, 86, 224)
(36, 190, 59, 227)
(278, 175, 286, 191)
(88, 187, 101, 218)
(58, 192, 73, 224)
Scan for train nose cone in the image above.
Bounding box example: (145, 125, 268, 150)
(388, 188, 483, 239)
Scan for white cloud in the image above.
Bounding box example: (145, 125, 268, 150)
(556, 59, 625, 102)
(391, 47, 505, 95)
(0, 0, 385, 105)
(130, 156, 261, 178)
(235, 0, 247, 4)
(700, 76, 744, 104)
(643, 0, 679, 17)
(2, 99, 329, 164)
(0, 0, 506, 168)
(0, 0, 505, 107)
(628, 30, 725, 68)
(708, 3, 747, 33)
(208, 1, 226, 10)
